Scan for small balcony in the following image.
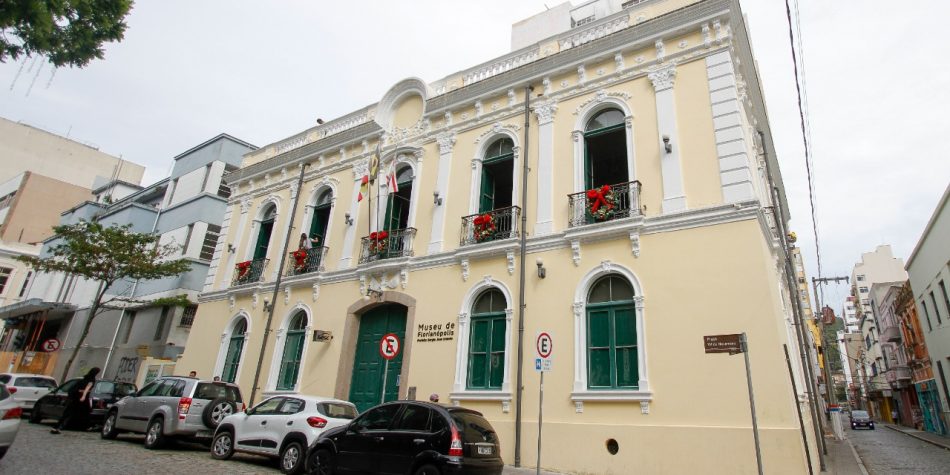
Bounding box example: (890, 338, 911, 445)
(460, 206, 521, 246)
(286, 246, 328, 276)
(880, 323, 902, 343)
(232, 258, 269, 286)
(568, 180, 642, 228)
(884, 365, 912, 388)
(359, 228, 417, 264)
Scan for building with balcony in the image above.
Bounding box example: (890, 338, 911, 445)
(0, 134, 254, 383)
(906, 183, 950, 435)
(842, 296, 859, 333)
(876, 282, 920, 428)
(177, 1, 819, 472)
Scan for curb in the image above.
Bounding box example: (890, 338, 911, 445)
(884, 425, 950, 452)
(844, 437, 870, 475)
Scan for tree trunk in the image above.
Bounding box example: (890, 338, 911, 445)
(59, 281, 108, 382)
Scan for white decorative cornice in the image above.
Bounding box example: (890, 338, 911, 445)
(614, 53, 625, 72)
(577, 65, 587, 85)
(437, 132, 457, 155)
(352, 158, 369, 180)
(473, 122, 522, 145)
(573, 89, 632, 115)
(559, 14, 630, 50)
(655, 39, 666, 63)
(239, 196, 252, 214)
(444, 111, 453, 126)
(702, 23, 712, 48)
(542, 77, 552, 95)
(648, 65, 677, 92)
(507, 89, 516, 107)
(474, 100, 483, 118)
(531, 99, 558, 125)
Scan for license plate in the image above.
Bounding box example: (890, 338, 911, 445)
(477, 446, 492, 455)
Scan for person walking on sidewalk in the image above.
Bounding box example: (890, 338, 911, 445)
(50, 367, 100, 434)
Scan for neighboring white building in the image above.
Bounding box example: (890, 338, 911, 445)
(906, 183, 950, 432)
(842, 296, 859, 333)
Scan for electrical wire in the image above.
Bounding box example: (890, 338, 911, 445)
(784, 0, 823, 283)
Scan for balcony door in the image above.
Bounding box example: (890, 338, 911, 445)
(479, 138, 514, 213)
(384, 166, 413, 231)
(309, 189, 332, 245)
(254, 206, 276, 260)
(584, 108, 628, 189)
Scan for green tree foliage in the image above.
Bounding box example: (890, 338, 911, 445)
(18, 220, 191, 380)
(0, 0, 134, 67)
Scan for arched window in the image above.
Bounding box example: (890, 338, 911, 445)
(385, 166, 413, 231)
(584, 109, 628, 189)
(276, 311, 307, 390)
(222, 318, 248, 384)
(467, 288, 507, 390)
(308, 189, 333, 246)
(478, 138, 514, 213)
(586, 274, 637, 389)
(254, 205, 277, 259)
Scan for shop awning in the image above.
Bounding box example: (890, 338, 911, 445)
(0, 298, 77, 320)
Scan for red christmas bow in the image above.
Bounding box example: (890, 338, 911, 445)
(587, 185, 614, 213)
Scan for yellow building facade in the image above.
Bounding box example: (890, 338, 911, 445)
(178, 1, 820, 472)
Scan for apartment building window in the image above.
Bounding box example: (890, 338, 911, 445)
(217, 181, 231, 199)
(467, 289, 507, 390)
(385, 166, 414, 232)
(871, 362, 877, 377)
(254, 206, 277, 259)
(0, 267, 12, 294)
(200, 224, 222, 261)
(865, 335, 871, 350)
(122, 311, 137, 344)
(182, 224, 194, 257)
(276, 311, 308, 391)
(154, 306, 170, 341)
(940, 281, 950, 320)
(859, 287, 868, 294)
(930, 291, 943, 324)
(478, 138, 514, 213)
(199, 164, 212, 193)
(179, 306, 197, 327)
(921, 299, 933, 331)
(584, 109, 628, 190)
(587, 275, 638, 389)
(18, 271, 32, 297)
(573, 15, 595, 27)
(938, 361, 950, 413)
(309, 190, 333, 244)
(857, 275, 866, 282)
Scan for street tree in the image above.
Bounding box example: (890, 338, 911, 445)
(0, 0, 134, 67)
(18, 220, 191, 381)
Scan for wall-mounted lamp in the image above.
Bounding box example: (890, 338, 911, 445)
(263, 297, 273, 313)
(662, 135, 672, 154)
(433, 191, 443, 206)
(344, 213, 354, 226)
(227, 244, 236, 254)
(536, 258, 547, 279)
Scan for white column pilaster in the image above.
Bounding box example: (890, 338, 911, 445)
(339, 159, 368, 269)
(428, 133, 455, 254)
(649, 65, 687, 213)
(532, 99, 557, 236)
(705, 51, 755, 203)
(219, 196, 252, 290)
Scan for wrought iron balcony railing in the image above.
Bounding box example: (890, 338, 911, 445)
(568, 180, 642, 228)
(286, 246, 329, 276)
(232, 258, 269, 286)
(459, 206, 521, 246)
(359, 228, 417, 264)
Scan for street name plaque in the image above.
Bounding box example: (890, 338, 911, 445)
(703, 333, 743, 354)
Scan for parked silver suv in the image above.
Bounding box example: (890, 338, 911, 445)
(100, 376, 243, 449)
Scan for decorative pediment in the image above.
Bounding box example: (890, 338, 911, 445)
(473, 122, 522, 145)
(573, 89, 632, 115)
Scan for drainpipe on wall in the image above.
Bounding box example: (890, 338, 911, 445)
(249, 161, 309, 405)
(513, 84, 533, 468)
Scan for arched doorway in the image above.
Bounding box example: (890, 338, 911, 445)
(349, 304, 407, 412)
(276, 311, 308, 390)
(222, 318, 248, 384)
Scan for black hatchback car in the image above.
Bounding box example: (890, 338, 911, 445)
(30, 378, 137, 427)
(306, 401, 503, 475)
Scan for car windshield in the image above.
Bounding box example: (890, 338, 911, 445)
(13, 377, 57, 388)
(319, 402, 358, 420)
(451, 411, 498, 443)
(852, 410, 869, 418)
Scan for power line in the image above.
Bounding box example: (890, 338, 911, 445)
(784, 0, 823, 280)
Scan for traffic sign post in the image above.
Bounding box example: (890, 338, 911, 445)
(704, 332, 763, 475)
(379, 333, 401, 404)
(534, 332, 554, 475)
(41, 338, 61, 352)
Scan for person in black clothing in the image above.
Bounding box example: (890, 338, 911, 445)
(50, 367, 99, 434)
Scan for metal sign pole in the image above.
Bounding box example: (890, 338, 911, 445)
(741, 333, 764, 475)
(381, 359, 389, 404)
(536, 370, 543, 475)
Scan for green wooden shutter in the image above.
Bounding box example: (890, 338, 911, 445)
(587, 308, 611, 388)
(310, 205, 330, 241)
(254, 219, 274, 259)
(222, 336, 244, 383)
(479, 167, 496, 213)
(489, 316, 506, 388)
(614, 306, 638, 388)
(277, 331, 305, 390)
(468, 319, 489, 389)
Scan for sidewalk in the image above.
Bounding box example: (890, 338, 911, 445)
(503, 465, 563, 475)
(883, 422, 950, 451)
(825, 436, 868, 475)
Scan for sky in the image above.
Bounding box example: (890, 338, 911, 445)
(1, 0, 948, 314)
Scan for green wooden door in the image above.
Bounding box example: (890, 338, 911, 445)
(349, 305, 407, 412)
(587, 303, 637, 389)
(276, 331, 305, 390)
(479, 167, 496, 213)
(222, 335, 245, 383)
(254, 218, 275, 259)
(310, 205, 330, 243)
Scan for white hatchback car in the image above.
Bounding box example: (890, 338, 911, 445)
(211, 395, 357, 474)
(0, 373, 58, 412)
(0, 383, 23, 460)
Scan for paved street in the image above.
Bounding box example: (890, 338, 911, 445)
(846, 420, 950, 474)
(1, 420, 279, 474)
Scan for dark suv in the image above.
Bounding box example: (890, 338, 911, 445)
(101, 377, 244, 448)
(30, 379, 136, 427)
(306, 401, 503, 475)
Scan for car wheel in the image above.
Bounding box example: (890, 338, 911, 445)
(307, 448, 334, 475)
(101, 411, 119, 439)
(29, 406, 42, 424)
(280, 440, 305, 474)
(211, 430, 235, 460)
(202, 397, 236, 428)
(414, 463, 441, 475)
(144, 417, 166, 449)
